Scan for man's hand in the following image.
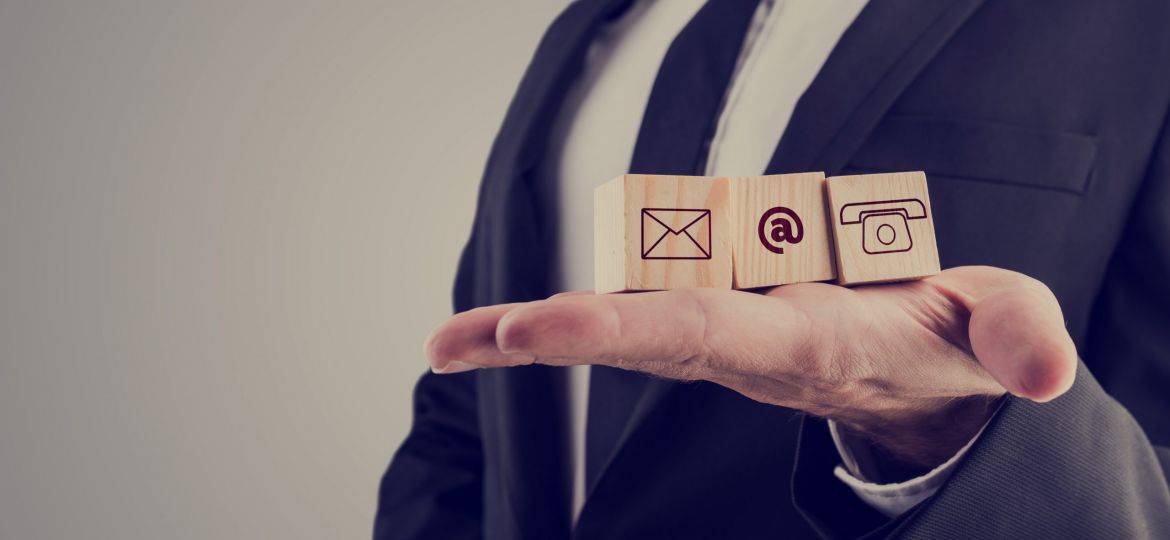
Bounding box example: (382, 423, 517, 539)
(423, 266, 1077, 473)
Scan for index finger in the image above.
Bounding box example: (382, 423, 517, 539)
(494, 288, 809, 380)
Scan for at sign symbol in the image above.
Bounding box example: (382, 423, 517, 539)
(757, 206, 804, 254)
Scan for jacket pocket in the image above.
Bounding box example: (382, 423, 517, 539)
(845, 115, 1099, 195)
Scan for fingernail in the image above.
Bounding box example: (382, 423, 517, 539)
(432, 360, 480, 374)
(497, 309, 544, 354)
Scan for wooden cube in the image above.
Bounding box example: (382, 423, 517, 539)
(825, 171, 941, 285)
(729, 172, 837, 289)
(594, 174, 732, 294)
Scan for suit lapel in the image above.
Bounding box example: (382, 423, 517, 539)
(468, 0, 635, 307)
(582, 376, 673, 498)
(585, 0, 989, 497)
(487, 0, 636, 181)
(766, 0, 988, 175)
(473, 0, 634, 538)
(481, 365, 572, 539)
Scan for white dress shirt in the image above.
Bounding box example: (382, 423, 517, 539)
(546, 0, 981, 522)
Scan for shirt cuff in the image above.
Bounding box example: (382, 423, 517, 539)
(827, 405, 1000, 518)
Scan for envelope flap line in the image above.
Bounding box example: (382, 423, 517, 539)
(643, 208, 710, 234)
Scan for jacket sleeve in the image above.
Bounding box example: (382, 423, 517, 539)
(792, 363, 1170, 539)
(373, 368, 483, 540)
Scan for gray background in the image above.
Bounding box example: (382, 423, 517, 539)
(0, 1, 561, 538)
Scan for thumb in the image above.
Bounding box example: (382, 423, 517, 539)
(967, 280, 1077, 402)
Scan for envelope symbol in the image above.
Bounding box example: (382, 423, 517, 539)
(641, 208, 712, 260)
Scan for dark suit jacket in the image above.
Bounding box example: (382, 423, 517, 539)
(376, 0, 1170, 538)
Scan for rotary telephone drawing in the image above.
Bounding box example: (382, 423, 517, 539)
(839, 199, 927, 254)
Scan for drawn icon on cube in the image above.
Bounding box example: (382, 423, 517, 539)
(839, 199, 927, 255)
(641, 208, 712, 260)
(757, 206, 803, 254)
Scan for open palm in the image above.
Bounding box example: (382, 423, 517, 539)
(425, 265, 1077, 468)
